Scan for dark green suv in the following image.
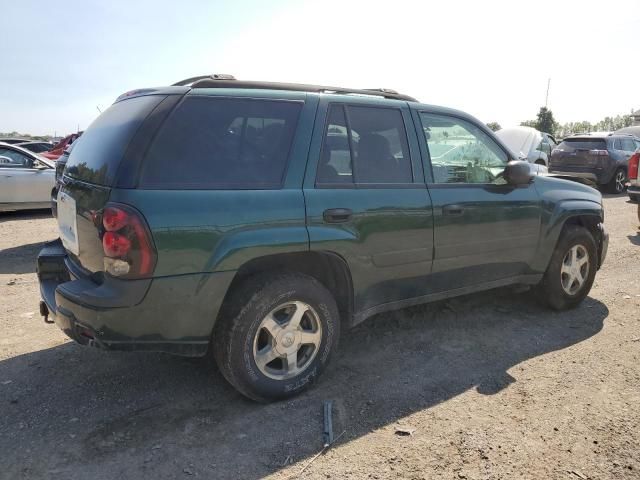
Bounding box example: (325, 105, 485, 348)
(38, 75, 608, 402)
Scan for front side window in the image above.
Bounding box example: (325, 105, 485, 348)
(0, 148, 33, 168)
(316, 104, 412, 185)
(140, 97, 302, 189)
(540, 136, 551, 154)
(419, 113, 508, 184)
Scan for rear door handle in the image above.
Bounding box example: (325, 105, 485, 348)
(443, 204, 464, 216)
(323, 208, 353, 223)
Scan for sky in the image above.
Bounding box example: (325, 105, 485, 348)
(1, 0, 638, 136)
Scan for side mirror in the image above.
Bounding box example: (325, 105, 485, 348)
(504, 160, 534, 185)
(35, 163, 48, 170)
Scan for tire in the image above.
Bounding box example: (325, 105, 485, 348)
(607, 168, 626, 194)
(213, 272, 340, 402)
(535, 225, 597, 310)
(535, 159, 546, 166)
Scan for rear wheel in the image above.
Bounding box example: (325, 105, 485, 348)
(213, 272, 340, 402)
(536, 225, 597, 310)
(607, 168, 626, 194)
(535, 159, 546, 166)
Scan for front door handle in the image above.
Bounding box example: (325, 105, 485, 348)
(443, 204, 464, 216)
(323, 208, 353, 223)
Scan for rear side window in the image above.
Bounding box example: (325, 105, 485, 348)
(316, 104, 412, 185)
(558, 139, 607, 151)
(620, 138, 637, 152)
(65, 95, 164, 186)
(139, 97, 302, 189)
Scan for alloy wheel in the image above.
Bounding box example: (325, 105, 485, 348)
(615, 170, 625, 193)
(252, 301, 322, 380)
(560, 244, 590, 295)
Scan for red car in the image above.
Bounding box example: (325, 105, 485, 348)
(41, 132, 82, 160)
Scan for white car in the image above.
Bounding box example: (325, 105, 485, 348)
(0, 142, 55, 212)
(495, 126, 557, 167)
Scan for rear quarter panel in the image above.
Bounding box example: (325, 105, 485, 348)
(109, 93, 319, 277)
(109, 189, 310, 276)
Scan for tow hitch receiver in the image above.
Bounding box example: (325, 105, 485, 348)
(40, 301, 53, 324)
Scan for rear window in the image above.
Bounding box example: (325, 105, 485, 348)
(65, 95, 164, 186)
(139, 97, 302, 189)
(558, 138, 607, 151)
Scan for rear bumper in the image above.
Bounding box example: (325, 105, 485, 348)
(628, 184, 640, 202)
(37, 239, 235, 356)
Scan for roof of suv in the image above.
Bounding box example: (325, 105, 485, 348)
(176, 74, 418, 101)
(116, 74, 418, 103)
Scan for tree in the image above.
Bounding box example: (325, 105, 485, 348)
(535, 107, 558, 134)
(520, 119, 537, 128)
(486, 122, 501, 132)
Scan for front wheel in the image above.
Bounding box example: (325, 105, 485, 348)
(535, 225, 597, 310)
(213, 272, 340, 402)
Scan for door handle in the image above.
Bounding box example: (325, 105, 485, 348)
(323, 208, 353, 223)
(443, 204, 464, 216)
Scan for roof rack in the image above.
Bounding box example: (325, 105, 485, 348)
(171, 74, 418, 102)
(609, 132, 636, 137)
(172, 74, 237, 86)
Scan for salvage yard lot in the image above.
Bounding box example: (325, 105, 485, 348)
(0, 196, 639, 480)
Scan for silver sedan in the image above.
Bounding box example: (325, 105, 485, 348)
(0, 142, 55, 212)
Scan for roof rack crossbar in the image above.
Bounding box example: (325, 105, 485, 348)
(181, 75, 417, 101)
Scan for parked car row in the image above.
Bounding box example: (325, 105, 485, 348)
(37, 75, 609, 402)
(495, 126, 640, 195)
(549, 133, 639, 194)
(0, 131, 82, 212)
(0, 142, 55, 211)
(0, 132, 82, 160)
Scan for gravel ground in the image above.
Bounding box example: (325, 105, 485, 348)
(0, 195, 639, 480)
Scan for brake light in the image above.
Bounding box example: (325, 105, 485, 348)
(100, 204, 156, 278)
(629, 153, 639, 180)
(589, 149, 609, 156)
(103, 207, 129, 231)
(103, 232, 131, 257)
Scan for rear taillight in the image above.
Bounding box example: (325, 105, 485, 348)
(629, 153, 639, 180)
(100, 204, 156, 278)
(589, 149, 609, 156)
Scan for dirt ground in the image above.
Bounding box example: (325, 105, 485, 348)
(1, 195, 639, 480)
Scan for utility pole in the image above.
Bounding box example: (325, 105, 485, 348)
(545, 78, 551, 108)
